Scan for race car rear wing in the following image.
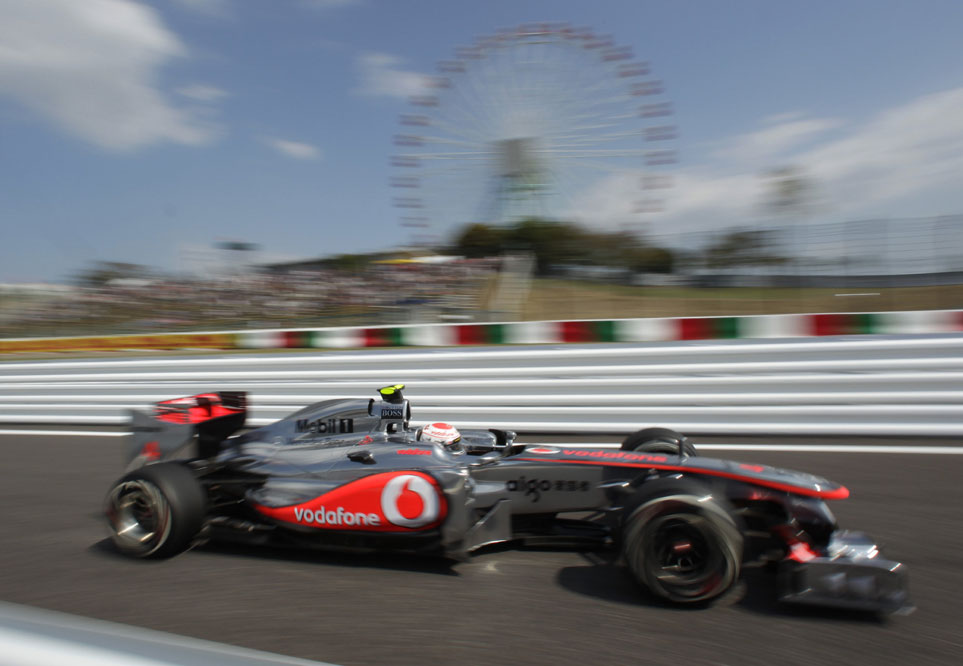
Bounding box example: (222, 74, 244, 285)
(125, 392, 247, 470)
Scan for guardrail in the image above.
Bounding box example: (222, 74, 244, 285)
(1, 335, 961, 436)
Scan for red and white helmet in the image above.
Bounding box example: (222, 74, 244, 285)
(418, 422, 462, 451)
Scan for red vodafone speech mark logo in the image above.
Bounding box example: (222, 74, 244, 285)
(381, 474, 439, 528)
(527, 446, 560, 454)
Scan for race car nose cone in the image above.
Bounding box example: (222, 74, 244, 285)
(847, 575, 877, 599)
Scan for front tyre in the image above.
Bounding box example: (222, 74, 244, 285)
(623, 487, 742, 604)
(621, 427, 697, 457)
(104, 462, 206, 559)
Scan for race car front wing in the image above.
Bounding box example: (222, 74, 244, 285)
(778, 530, 912, 614)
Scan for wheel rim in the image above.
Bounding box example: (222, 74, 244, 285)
(642, 514, 730, 601)
(105, 480, 172, 556)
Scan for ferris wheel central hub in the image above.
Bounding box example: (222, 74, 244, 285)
(497, 137, 540, 180)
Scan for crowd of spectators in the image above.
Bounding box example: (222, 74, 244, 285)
(0, 258, 500, 338)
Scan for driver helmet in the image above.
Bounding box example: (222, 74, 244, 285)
(418, 422, 463, 453)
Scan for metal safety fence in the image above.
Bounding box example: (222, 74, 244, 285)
(1, 335, 960, 436)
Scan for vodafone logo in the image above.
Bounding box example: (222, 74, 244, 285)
(381, 474, 440, 528)
(293, 506, 380, 526)
(254, 471, 445, 532)
(527, 446, 560, 455)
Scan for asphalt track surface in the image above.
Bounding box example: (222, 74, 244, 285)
(2, 432, 961, 666)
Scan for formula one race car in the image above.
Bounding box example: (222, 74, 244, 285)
(105, 385, 910, 614)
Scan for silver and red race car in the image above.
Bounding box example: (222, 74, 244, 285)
(105, 384, 910, 613)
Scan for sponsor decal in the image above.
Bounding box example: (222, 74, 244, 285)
(561, 449, 668, 463)
(381, 474, 440, 528)
(296, 417, 354, 435)
(526, 446, 560, 455)
(253, 471, 445, 532)
(292, 506, 380, 527)
(739, 463, 766, 473)
(380, 406, 406, 420)
(513, 453, 849, 500)
(357, 435, 374, 446)
(140, 441, 161, 461)
(505, 476, 590, 502)
(397, 448, 431, 455)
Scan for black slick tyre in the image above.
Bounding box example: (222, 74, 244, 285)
(104, 462, 206, 559)
(622, 480, 742, 604)
(621, 427, 697, 457)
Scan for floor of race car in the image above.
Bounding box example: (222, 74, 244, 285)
(0, 432, 959, 666)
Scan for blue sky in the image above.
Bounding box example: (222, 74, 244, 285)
(2, 0, 962, 282)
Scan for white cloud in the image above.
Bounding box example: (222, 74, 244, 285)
(711, 116, 841, 166)
(802, 87, 963, 213)
(263, 137, 322, 160)
(568, 169, 761, 233)
(176, 84, 229, 102)
(0, 0, 217, 151)
(569, 87, 963, 237)
(567, 172, 643, 227)
(355, 52, 431, 99)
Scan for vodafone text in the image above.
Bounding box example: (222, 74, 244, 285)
(562, 449, 668, 462)
(293, 506, 380, 527)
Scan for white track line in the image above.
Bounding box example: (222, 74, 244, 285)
(698, 444, 963, 454)
(0, 430, 127, 437)
(1, 430, 962, 453)
(563, 443, 963, 454)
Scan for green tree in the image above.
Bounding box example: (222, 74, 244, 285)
(506, 218, 584, 275)
(452, 223, 507, 258)
(704, 229, 788, 269)
(450, 218, 679, 276)
(630, 246, 676, 273)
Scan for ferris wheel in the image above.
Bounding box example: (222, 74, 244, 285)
(390, 23, 676, 246)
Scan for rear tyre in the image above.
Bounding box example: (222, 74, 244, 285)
(622, 480, 742, 604)
(104, 462, 206, 559)
(621, 427, 697, 457)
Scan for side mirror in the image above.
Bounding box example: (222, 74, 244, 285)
(348, 449, 375, 464)
(470, 451, 502, 466)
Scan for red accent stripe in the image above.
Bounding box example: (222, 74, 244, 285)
(560, 321, 593, 343)
(362, 328, 388, 347)
(282, 332, 300, 348)
(788, 542, 818, 562)
(811, 313, 847, 336)
(456, 325, 483, 345)
(512, 457, 850, 500)
(679, 318, 711, 340)
(154, 394, 242, 424)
